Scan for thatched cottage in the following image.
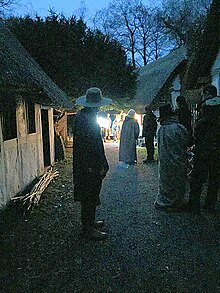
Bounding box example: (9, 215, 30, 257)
(0, 22, 73, 208)
(134, 46, 188, 114)
(184, 0, 220, 102)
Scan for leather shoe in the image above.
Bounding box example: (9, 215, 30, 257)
(94, 220, 105, 229)
(204, 205, 217, 214)
(183, 202, 201, 214)
(82, 228, 108, 240)
(143, 159, 155, 164)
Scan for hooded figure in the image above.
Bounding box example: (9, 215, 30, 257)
(73, 87, 112, 240)
(154, 104, 189, 211)
(119, 109, 140, 164)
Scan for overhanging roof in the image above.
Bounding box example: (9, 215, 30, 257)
(0, 21, 73, 109)
(134, 47, 187, 113)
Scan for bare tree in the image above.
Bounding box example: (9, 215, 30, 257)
(135, 5, 152, 65)
(93, 0, 144, 67)
(135, 7, 170, 65)
(93, 0, 172, 67)
(0, 0, 16, 8)
(92, 0, 211, 67)
(0, 0, 19, 17)
(160, 0, 212, 47)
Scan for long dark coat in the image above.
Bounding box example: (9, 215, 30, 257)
(175, 105, 192, 133)
(189, 105, 220, 202)
(73, 108, 109, 205)
(142, 112, 157, 137)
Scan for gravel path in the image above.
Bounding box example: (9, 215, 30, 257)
(1, 143, 220, 293)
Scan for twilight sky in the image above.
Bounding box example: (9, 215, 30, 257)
(10, 0, 162, 19)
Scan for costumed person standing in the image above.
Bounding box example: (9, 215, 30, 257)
(142, 106, 157, 163)
(54, 126, 65, 161)
(112, 118, 118, 142)
(105, 113, 112, 141)
(175, 95, 192, 133)
(187, 85, 220, 214)
(73, 87, 112, 240)
(175, 95, 193, 144)
(119, 109, 140, 165)
(154, 104, 189, 212)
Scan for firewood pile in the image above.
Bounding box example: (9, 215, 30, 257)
(12, 167, 59, 213)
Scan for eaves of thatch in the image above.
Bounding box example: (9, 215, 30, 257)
(0, 22, 73, 109)
(133, 47, 187, 113)
(184, 0, 220, 90)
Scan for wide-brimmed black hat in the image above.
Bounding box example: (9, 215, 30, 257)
(76, 87, 112, 108)
(158, 104, 174, 120)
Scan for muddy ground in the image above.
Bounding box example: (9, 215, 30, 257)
(1, 143, 220, 293)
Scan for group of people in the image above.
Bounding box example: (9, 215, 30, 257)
(155, 86, 220, 215)
(72, 86, 220, 240)
(111, 116, 123, 142)
(99, 114, 127, 143)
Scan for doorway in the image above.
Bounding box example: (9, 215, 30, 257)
(41, 109, 51, 166)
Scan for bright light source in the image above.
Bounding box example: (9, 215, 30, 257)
(97, 117, 111, 128)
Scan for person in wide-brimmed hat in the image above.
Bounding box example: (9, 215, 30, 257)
(154, 104, 189, 212)
(157, 104, 175, 121)
(75, 87, 112, 108)
(73, 87, 112, 240)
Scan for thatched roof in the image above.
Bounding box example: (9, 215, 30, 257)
(0, 22, 73, 109)
(184, 0, 220, 89)
(133, 47, 187, 113)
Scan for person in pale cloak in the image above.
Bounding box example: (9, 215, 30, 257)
(119, 109, 140, 164)
(154, 104, 189, 211)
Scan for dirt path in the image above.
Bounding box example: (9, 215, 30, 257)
(1, 143, 220, 292)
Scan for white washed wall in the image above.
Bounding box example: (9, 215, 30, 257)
(0, 101, 54, 208)
(48, 108, 55, 164)
(0, 119, 8, 207)
(211, 49, 220, 95)
(171, 75, 181, 109)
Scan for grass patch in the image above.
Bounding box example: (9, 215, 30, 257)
(137, 146, 158, 160)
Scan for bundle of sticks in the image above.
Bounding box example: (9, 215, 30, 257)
(13, 167, 59, 211)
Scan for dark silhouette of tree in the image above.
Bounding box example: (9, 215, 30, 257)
(93, 0, 142, 68)
(93, 0, 169, 67)
(0, 0, 19, 17)
(93, 0, 211, 67)
(184, 0, 220, 89)
(6, 13, 136, 109)
(160, 0, 211, 49)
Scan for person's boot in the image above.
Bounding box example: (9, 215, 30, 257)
(82, 227, 108, 240)
(184, 202, 201, 214)
(143, 158, 155, 163)
(94, 220, 105, 230)
(204, 204, 217, 215)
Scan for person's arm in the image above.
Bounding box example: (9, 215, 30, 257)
(86, 122, 109, 177)
(135, 121, 140, 139)
(142, 115, 146, 137)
